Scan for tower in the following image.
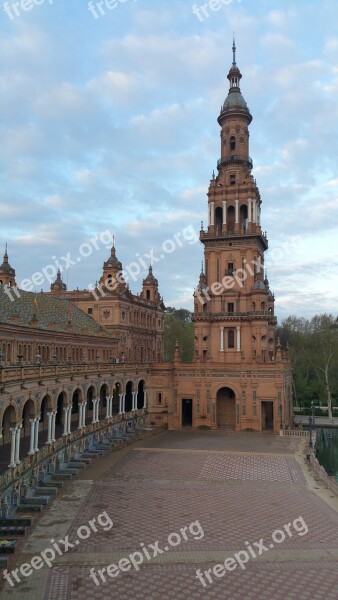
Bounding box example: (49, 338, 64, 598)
(165, 41, 292, 434)
(194, 39, 276, 366)
(0, 245, 16, 287)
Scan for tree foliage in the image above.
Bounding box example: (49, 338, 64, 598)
(277, 314, 338, 416)
(164, 307, 194, 362)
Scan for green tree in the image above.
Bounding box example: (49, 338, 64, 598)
(164, 307, 194, 362)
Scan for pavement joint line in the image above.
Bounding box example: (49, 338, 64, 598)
(133, 447, 296, 457)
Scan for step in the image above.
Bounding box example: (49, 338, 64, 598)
(21, 496, 50, 506)
(67, 462, 86, 469)
(51, 473, 73, 481)
(0, 526, 25, 536)
(46, 480, 64, 488)
(17, 504, 43, 512)
(0, 539, 17, 554)
(59, 468, 78, 476)
(0, 556, 8, 568)
(0, 517, 33, 527)
(34, 487, 58, 495)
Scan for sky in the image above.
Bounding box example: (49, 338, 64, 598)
(0, 0, 338, 321)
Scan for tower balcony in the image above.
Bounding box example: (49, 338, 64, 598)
(217, 155, 253, 171)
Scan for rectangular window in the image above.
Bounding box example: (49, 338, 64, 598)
(227, 262, 234, 275)
(230, 174, 236, 185)
(88, 308, 93, 315)
(157, 392, 162, 404)
(228, 303, 234, 314)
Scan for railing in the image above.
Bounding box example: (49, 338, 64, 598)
(0, 361, 150, 386)
(194, 310, 275, 319)
(217, 155, 253, 170)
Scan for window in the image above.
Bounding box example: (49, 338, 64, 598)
(230, 174, 236, 185)
(157, 392, 162, 404)
(228, 303, 234, 314)
(228, 330, 235, 348)
(230, 136, 236, 151)
(146, 290, 150, 300)
(88, 308, 93, 315)
(227, 262, 234, 275)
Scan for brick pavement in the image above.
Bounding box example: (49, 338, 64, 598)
(1, 430, 338, 600)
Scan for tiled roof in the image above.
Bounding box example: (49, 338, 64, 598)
(0, 286, 115, 338)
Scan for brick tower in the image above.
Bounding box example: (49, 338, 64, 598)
(164, 41, 292, 433)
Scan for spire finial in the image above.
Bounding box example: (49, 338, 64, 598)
(232, 34, 236, 66)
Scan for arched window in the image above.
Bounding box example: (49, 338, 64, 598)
(228, 330, 235, 348)
(146, 290, 150, 300)
(230, 136, 236, 151)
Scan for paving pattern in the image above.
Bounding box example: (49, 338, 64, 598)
(1, 430, 338, 600)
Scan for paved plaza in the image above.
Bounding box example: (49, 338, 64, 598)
(1, 430, 338, 599)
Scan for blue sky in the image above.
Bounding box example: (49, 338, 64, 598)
(1, 0, 338, 321)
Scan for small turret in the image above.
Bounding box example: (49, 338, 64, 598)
(0, 244, 16, 287)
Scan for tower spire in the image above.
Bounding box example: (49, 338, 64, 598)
(232, 35, 236, 66)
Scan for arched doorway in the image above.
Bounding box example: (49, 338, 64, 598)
(217, 387, 236, 428)
(137, 380, 145, 409)
(125, 381, 133, 413)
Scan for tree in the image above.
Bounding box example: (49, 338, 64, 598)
(164, 307, 194, 362)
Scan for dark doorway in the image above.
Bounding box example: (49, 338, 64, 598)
(261, 401, 274, 430)
(182, 399, 193, 427)
(217, 387, 236, 428)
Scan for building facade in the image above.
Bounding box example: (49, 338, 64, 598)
(0, 44, 292, 473)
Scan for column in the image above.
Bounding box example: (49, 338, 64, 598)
(34, 417, 40, 452)
(236, 326, 241, 352)
(9, 427, 17, 468)
(210, 202, 215, 226)
(257, 204, 261, 226)
(235, 199, 239, 224)
(67, 406, 72, 434)
(144, 390, 147, 410)
(51, 412, 56, 442)
(28, 419, 35, 455)
(63, 407, 68, 436)
(119, 393, 123, 414)
(222, 200, 227, 225)
(46, 412, 53, 444)
(82, 403, 87, 427)
(15, 425, 21, 465)
(96, 399, 100, 423)
(253, 201, 257, 224)
(92, 400, 97, 424)
(247, 198, 252, 223)
(78, 404, 83, 429)
(208, 203, 211, 227)
(109, 397, 113, 417)
(220, 327, 224, 352)
(105, 397, 110, 419)
(122, 393, 126, 414)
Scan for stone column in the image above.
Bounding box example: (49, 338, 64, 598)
(34, 417, 40, 452)
(248, 198, 252, 223)
(92, 400, 97, 424)
(235, 199, 239, 224)
(78, 404, 83, 429)
(96, 399, 100, 423)
(220, 327, 224, 352)
(222, 200, 227, 225)
(15, 425, 22, 465)
(63, 407, 68, 436)
(47, 412, 53, 444)
(9, 427, 17, 468)
(122, 393, 126, 414)
(119, 394, 123, 414)
(28, 419, 35, 455)
(236, 326, 241, 352)
(106, 397, 110, 419)
(67, 406, 72, 434)
(257, 204, 261, 226)
(210, 202, 215, 226)
(253, 201, 257, 224)
(51, 412, 56, 442)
